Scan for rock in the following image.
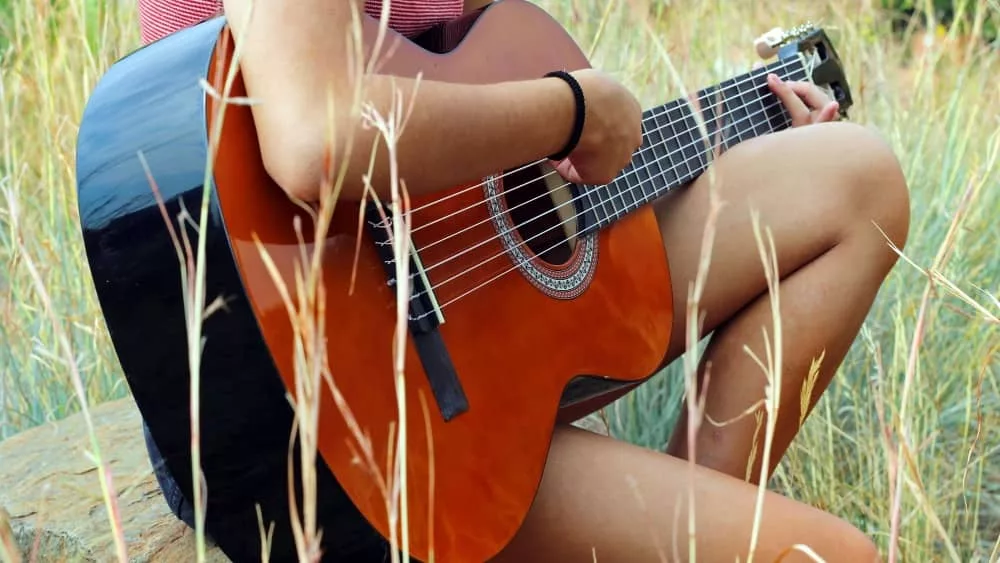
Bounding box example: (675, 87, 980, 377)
(0, 397, 228, 562)
(0, 395, 611, 563)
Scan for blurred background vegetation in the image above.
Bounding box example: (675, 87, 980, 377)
(1, 0, 998, 561)
(883, 0, 999, 41)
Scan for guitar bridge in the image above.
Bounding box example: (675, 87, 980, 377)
(365, 202, 469, 422)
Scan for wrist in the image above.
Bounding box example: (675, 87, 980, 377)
(525, 75, 579, 161)
(543, 71, 586, 161)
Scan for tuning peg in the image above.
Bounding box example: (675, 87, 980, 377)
(754, 27, 786, 59)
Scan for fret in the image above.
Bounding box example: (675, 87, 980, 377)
(622, 179, 634, 213)
(712, 78, 736, 148)
(609, 173, 627, 211)
(583, 185, 605, 228)
(640, 106, 668, 193)
(735, 78, 758, 145)
(605, 183, 617, 224)
(743, 69, 770, 138)
(764, 99, 788, 132)
(586, 186, 601, 228)
(623, 168, 641, 209)
(630, 141, 651, 201)
(685, 102, 708, 172)
(607, 179, 622, 213)
(675, 101, 700, 175)
(593, 182, 611, 227)
(617, 178, 631, 212)
(632, 167, 646, 206)
(596, 185, 609, 228)
(665, 102, 693, 181)
(607, 181, 624, 217)
(694, 84, 724, 158)
(588, 186, 601, 229)
(681, 101, 701, 179)
(652, 108, 680, 188)
(594, 187, 608, 226)
(635, 164, 654, 202)
(595, 184, 612, 223)
(632, 118, 654, 201)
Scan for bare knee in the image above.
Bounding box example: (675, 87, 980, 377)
(825, 121, 911, 253)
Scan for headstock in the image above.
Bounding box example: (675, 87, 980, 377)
(754, 24, 854, 119)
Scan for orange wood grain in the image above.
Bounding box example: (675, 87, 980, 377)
(206, 1, 674, 560)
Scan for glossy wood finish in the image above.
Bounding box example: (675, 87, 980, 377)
(206, 2, 673, 561)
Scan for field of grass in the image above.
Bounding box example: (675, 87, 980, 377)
(1, 0, 998, 561)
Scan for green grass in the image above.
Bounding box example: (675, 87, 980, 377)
(1, 0, 998, 561)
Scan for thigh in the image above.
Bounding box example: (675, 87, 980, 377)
(654, 120, 905, 360)
(491, 425, 878, 563)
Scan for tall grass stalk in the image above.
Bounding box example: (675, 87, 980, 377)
(632, 8, 723, 561)
(0, 508, 17, 563)
(883, 116, 1000, 562)
(138, 6, 264, 559)
(1, 181, 127, 562)
(742, 213, 786, 563)
(247, 3, 425, 561)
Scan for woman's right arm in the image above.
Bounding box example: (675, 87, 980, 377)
(221, 0, 643, 202)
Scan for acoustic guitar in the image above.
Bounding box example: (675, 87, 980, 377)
(75, 2, 853, 561)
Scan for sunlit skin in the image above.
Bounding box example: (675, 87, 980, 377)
(218, 0, 912, 560)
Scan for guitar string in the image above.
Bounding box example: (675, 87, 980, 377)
(402, 65, 807, 285)
(415, 98, 797, 312)
(406, 64, 806, 264)
(382, 56, 806, 225)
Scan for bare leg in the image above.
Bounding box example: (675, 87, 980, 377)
(492, 426, 880, 562)
(492, 121, 909, 561)
(658, 121, 910, 480)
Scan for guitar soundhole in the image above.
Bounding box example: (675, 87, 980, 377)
(501, 162, 578, 266)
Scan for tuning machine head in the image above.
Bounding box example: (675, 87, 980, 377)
(753, 23, 854, 118)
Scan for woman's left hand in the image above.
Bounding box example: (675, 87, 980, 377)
(766, 73, 840, 127)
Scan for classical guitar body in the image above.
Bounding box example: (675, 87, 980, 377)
(76, 1, 851, 560)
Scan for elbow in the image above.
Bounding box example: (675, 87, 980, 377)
(259, 123, 364, 203)
(252, 90, 372, 203)
(254, 103, 354, 203)
(258, 125, 325, 203)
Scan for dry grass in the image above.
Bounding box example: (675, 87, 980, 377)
(1, 0, 999, 561)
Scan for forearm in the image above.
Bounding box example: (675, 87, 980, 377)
(282, 75, 576, 202)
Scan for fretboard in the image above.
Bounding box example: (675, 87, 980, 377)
(578, 55, 808, 232)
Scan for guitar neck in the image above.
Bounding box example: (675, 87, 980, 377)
(579, 55, 809, 231)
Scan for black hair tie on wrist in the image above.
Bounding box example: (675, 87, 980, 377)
(545, 70, 586, 161)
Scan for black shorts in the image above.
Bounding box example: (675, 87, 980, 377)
(142, 418, 394, 563)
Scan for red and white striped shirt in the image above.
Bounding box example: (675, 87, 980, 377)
(136, 0, 467, 45)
